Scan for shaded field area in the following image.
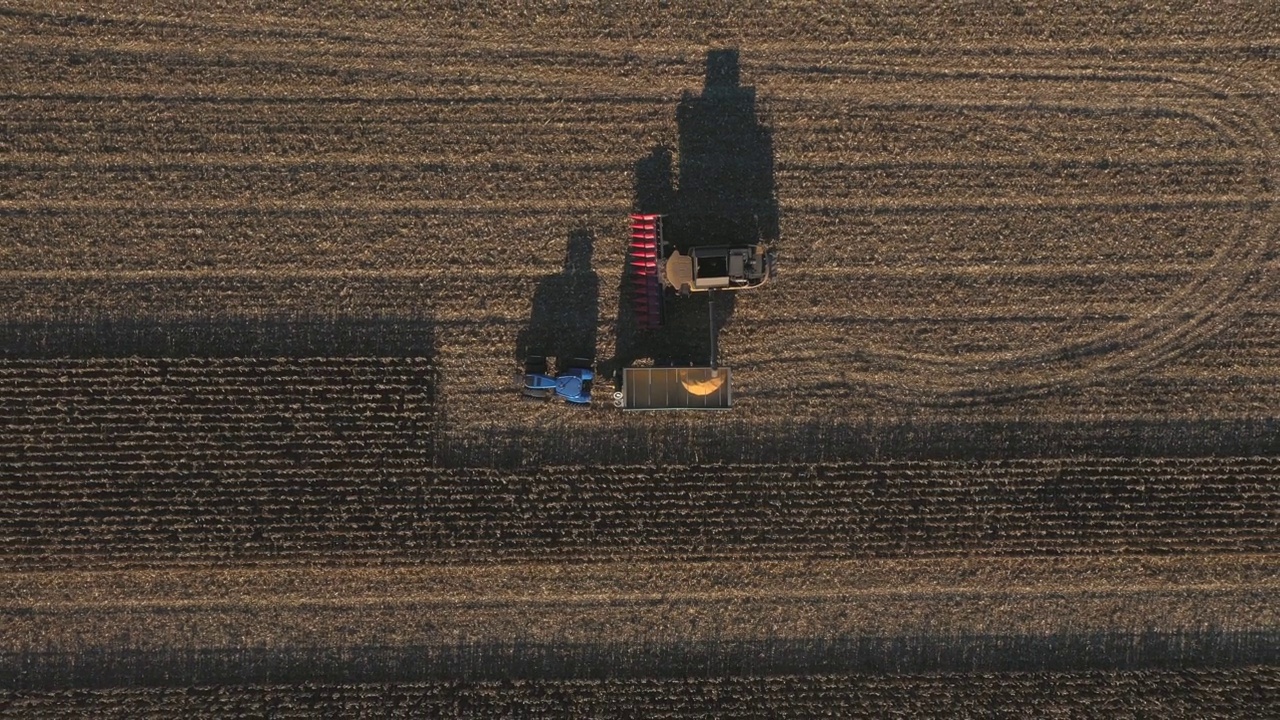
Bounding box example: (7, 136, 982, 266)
(3, 456, 1277, 568)
(2, 0, 1279, 715)
(4, 668, 1275, 719)
(6, 634, 1277, 691)
(2, 557, 1276, 688)
(442, 413, 1280, 466)
(1, 358, 437, 522)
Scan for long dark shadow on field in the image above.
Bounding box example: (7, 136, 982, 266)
(7, 630, 1275, 690)
(6, 446, 1275, 571)
(608, 48, 779, 376)
(0, 315, 437, 359)
(0, 315, 444, 487)
(514, 229, 599, 368)
(442, 414, 1280, 467)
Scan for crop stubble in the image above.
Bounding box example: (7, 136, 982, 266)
(4, 669, 1279, 719)
(1, 0, 1278, 711)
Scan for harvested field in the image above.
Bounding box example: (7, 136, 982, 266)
(2, 1, 1278, 716)
(4, 669, 1280, 719)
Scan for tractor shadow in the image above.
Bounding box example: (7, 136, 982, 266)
(514, 228, 599, 370)
(607, 48, 779, 380)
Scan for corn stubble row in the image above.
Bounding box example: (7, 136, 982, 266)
(3, 668, 1275, 719)
(1, 358, 1275, 568)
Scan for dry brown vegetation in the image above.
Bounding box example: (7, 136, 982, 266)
(2, 1, 1278, 716)
(5, 669, 1277, 719)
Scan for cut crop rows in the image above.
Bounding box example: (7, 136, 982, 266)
(4, 439, 1275, 568)
(0, 356, 435, 478)
(2, 668, 1276, 719)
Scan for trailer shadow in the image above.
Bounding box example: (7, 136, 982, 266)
(607, 48, 779, 380)
(513, 228, 599, 370)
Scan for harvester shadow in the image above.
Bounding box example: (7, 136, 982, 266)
(608, 48, 779, 379)
(513, 229, 599, 370)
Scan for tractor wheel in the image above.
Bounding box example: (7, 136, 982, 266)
(521, 386, 554, 401)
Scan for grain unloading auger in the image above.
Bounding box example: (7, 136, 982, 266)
(614, 213, 776, 411)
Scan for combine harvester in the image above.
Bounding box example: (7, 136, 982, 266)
(516, 213, 773, 409)
(614, 213, 774, 411)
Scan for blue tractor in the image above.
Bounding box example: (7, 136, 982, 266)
(517, 356, 594, 405)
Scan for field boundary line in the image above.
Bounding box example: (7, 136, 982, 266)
(0, 193, 1265, 216)
(0, 261, 1215, 283)
(5, 553, 1274, 603)
(7, 6, 1278, 58)
(0, 268, 443, 281)
(5, 582, 1277, 614)
(0, 149, 1249, 170)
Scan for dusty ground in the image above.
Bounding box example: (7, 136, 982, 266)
(1, 1, 1278, 716)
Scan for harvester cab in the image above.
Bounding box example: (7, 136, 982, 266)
(516, 356, 594, 405)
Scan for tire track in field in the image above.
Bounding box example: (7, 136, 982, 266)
(812, 65, 1278, 405)
(2, 147, 1246, 169)
(0, 193, 1262, 215)
(3, 557, 1274, 636)
(7, 3, 1276, 59)
(5, 555, 1273, 610)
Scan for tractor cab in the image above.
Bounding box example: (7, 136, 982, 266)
(517, 356, 594, 405)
